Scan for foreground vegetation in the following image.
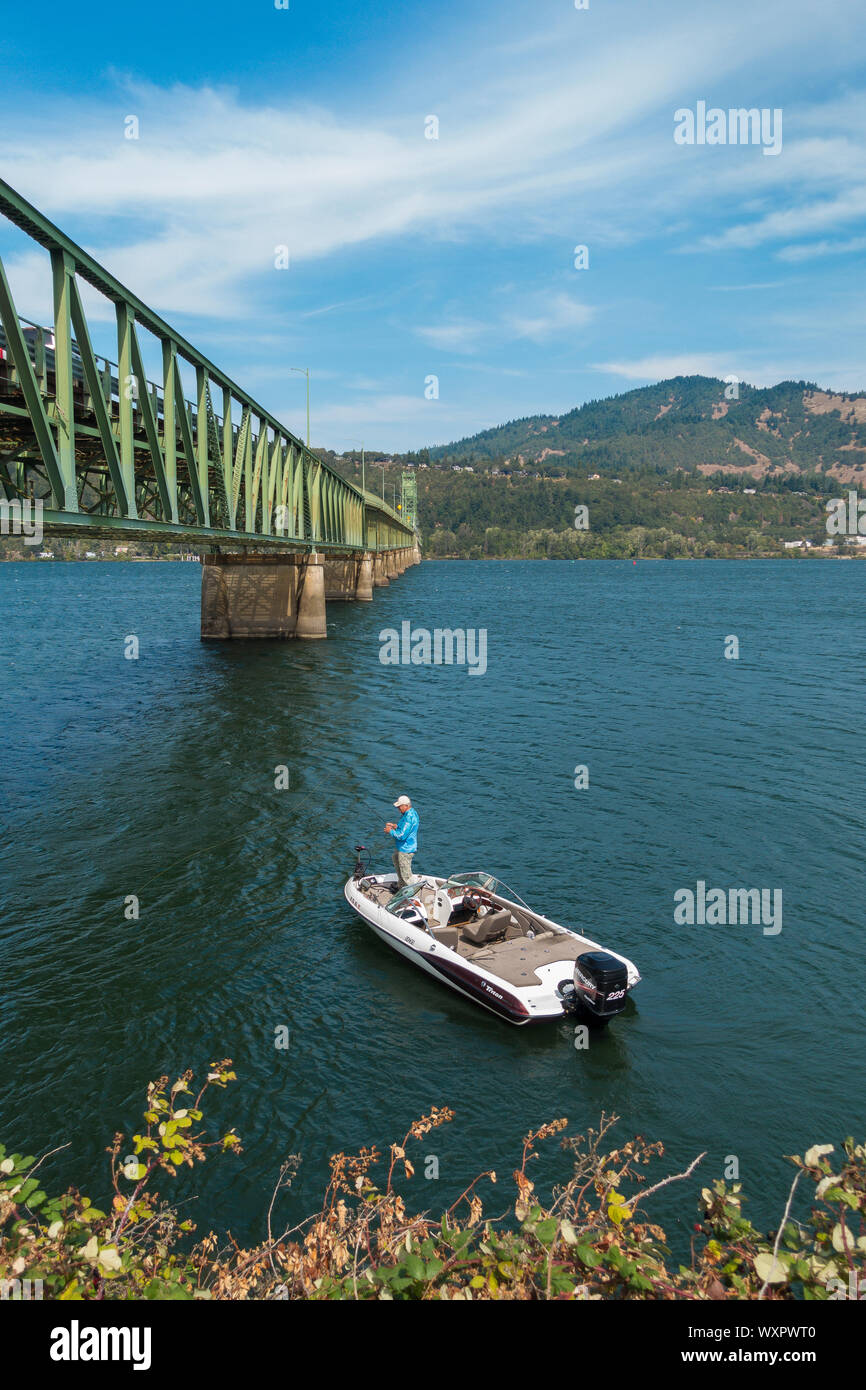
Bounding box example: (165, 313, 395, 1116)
(1, 1063, 863, 1300)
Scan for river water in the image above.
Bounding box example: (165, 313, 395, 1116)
(1, 557, 863, 1248)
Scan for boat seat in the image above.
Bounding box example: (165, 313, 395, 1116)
(433, 926, 459, 950)
(462, 908, 513, 945)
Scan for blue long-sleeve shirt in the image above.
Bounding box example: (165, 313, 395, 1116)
(390, 807, 419, 854)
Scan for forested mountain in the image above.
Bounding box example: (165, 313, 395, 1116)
(431, 376, 866, 482)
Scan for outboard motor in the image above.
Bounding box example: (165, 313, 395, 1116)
(569, 950, 629, 1024)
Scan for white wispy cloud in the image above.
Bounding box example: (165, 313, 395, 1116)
(507, 294, 595, 343)
(299, 392, 477, 436)
(1, 0, 864, 446)
(776, 235, 866, 262)
(593, 353, 864, 392)
(416, 293, 594, 352)
(593, 354, 731, 382)
(699, 186, 866, 252)
(414, 320, 488, 352)
(709, 281, 792, 291)
(1, 1, 859, 321)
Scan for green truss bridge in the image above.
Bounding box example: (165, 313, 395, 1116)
(0, 177, 419, 638)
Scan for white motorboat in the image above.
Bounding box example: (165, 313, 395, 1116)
(344, 852, 640, 1027)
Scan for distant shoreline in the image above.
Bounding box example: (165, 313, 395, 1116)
(2, 551, 863, 564)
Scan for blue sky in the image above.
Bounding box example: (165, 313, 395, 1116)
(1, 0, 865, 451)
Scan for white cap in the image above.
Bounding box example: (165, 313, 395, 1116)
(393, 795, 411, 807)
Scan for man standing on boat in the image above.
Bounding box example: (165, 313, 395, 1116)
(384, 795, 419, 887)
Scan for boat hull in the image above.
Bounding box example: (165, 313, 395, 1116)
(344, 873, 639, 1027)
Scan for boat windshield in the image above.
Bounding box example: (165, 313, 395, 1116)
(443, 872, 531, 907)
(386, 882, 425, 911)
(386, 872, 530, 910)
(444, 871, 497, 892)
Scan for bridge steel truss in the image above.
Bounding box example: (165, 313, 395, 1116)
(0, 178, 413, 554)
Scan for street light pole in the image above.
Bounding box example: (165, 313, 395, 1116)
(290, 367, 310, 447)
(346, 439, 365, 493)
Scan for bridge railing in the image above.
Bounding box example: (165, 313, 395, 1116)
(0, 178, 414, 552)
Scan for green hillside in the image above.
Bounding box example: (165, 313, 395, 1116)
(414, 467, 847, 560)
(430, 376, 866, 481)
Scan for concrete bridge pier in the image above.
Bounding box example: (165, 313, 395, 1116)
(200, 544, 411, 639)
(295, 553, 327, 639)
(322, 551, 379, 601)
(355, 552, 374, 601)
(323, 555, 358, 601)
(200, 551, 327, 640)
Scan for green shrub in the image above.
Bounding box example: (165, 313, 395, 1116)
(2, 1068, 863, 1300)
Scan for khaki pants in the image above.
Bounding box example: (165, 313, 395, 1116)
(393, 850, 415, 888)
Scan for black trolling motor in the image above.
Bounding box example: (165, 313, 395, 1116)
(353, 844, 369, 880)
